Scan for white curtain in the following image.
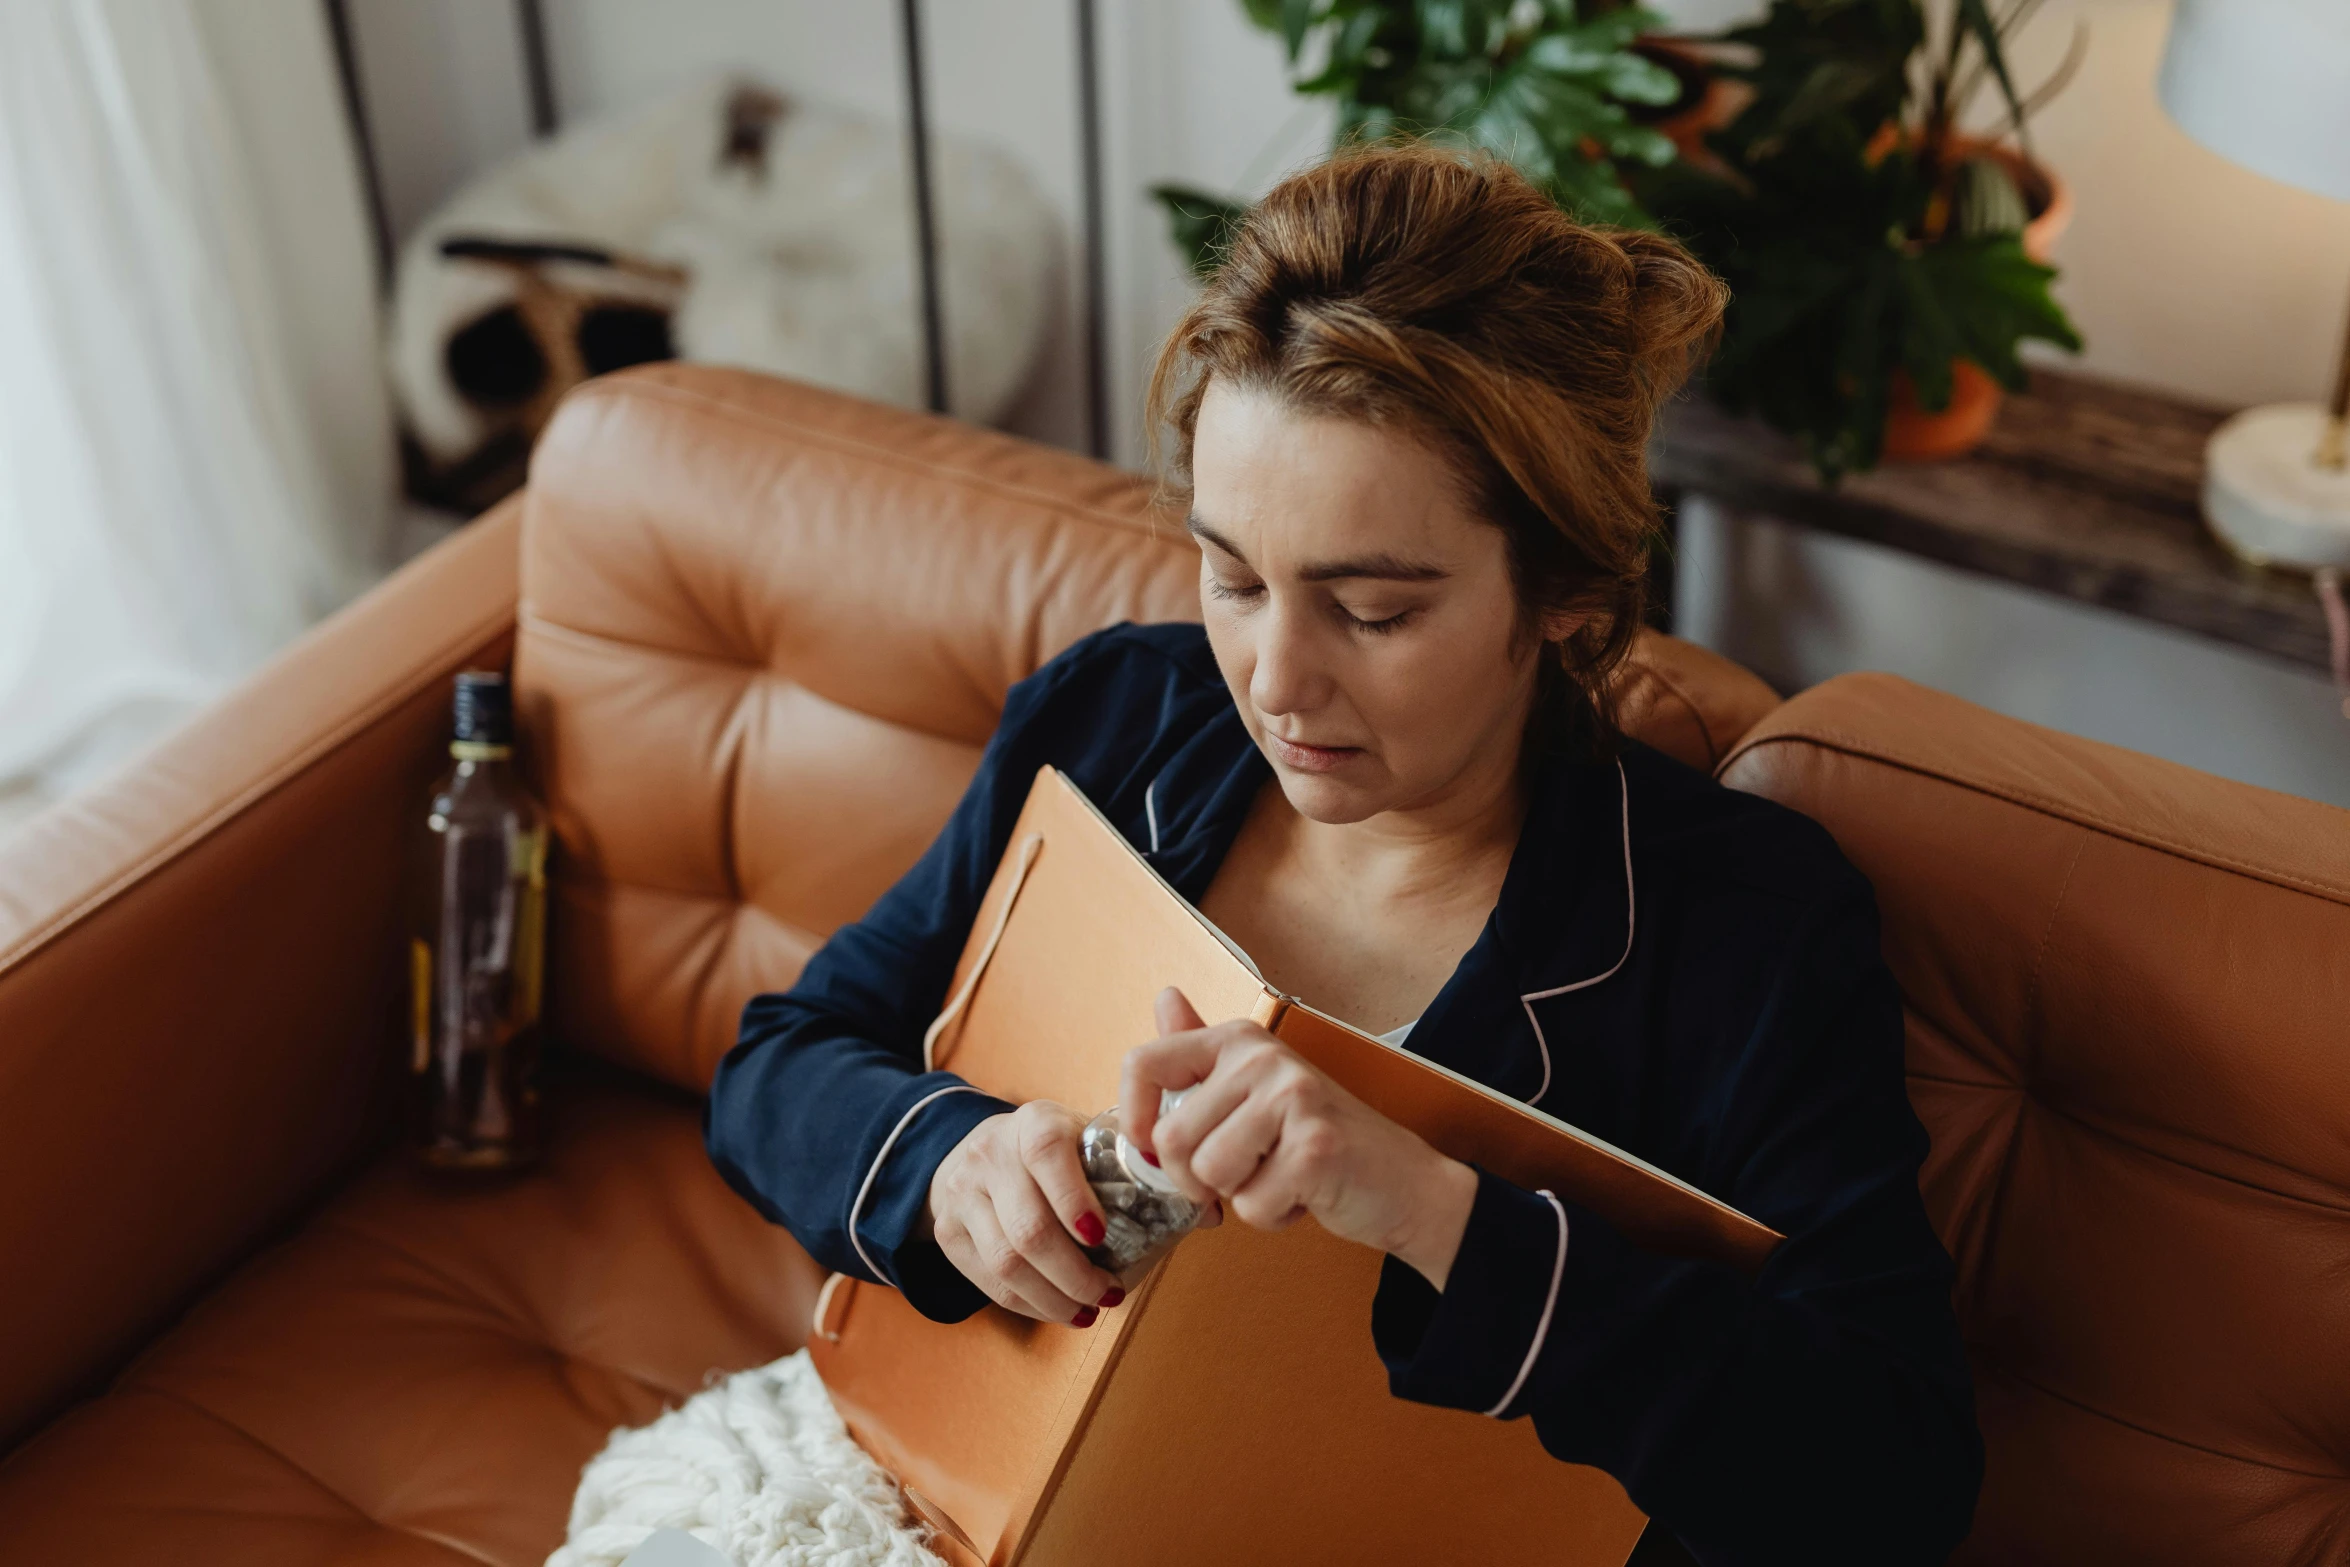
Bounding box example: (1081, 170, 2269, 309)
(0, 0, 392, 804)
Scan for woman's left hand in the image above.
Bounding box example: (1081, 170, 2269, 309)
(1120, 987, 1479, 1290)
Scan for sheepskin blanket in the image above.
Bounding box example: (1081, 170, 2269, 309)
(548, 1351, 943, 1567)
(389, 77, 1054, 466)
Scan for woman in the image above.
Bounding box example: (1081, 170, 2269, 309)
(708, 147, 1981, 1564)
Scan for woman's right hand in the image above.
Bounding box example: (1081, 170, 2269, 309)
(925, 1100, 1127, 1325)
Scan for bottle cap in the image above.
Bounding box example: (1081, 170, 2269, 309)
(1119, 1087, 1190, 1196)
(451, 671, 514, 751)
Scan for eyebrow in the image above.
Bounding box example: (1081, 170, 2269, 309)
(1187, 516, 1449, 584)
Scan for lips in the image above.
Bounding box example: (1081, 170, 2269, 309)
(1265, 732, 1363, 774)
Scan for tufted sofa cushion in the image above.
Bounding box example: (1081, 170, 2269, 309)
(0, 1074, 825, 1563)
(1721, 673, 2350, 1566)
(516, 365, 1781, 1092)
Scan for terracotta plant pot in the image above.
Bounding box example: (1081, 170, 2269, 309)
(1883, 359, 2006, 461)
(1880, 141, 2074, 463)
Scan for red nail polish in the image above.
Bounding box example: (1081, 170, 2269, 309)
(1072, 1306, 1099, 1328)
(1098, 1287, 1125, 1309)
(1075, 1212, 1106, 1247)
(1141, 1148, 1161, 1167)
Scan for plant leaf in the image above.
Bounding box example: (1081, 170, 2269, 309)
(1914, 235, 2081, 387)
(1292, 0, 1324, 59)
(1955, 0, 2029, 140)
(1417, 0, 1471, 57)
(1183, 0, 1678, 262)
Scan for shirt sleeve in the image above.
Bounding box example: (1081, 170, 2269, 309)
(1371, 892, 1983, 1567)
(704, 631, 1134, 1323)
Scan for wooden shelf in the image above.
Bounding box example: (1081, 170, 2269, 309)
(1651, 370, 2332, 673)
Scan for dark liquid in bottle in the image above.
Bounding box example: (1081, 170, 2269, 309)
(412, 672, 547, 1170)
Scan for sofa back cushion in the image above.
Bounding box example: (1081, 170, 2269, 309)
(1721, 674, 2350, 1566)
(515, 365, 1777, 1091)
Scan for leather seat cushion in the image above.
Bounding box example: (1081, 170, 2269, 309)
(0, 1072, 825, 1565)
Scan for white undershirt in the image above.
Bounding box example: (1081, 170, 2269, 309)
(1377, 1019, 1417, 1048)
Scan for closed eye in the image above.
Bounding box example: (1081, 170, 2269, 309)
(1342, 604, 1417, 635)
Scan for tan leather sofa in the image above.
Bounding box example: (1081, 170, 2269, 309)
(0, 365, 2338, 1564)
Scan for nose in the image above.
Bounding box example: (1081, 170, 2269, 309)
(1248, 597, 1331, 723)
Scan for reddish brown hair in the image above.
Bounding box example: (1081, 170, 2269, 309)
(1148, 143, 1725, 754)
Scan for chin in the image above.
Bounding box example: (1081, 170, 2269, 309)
(1270, 769, 1388, 825)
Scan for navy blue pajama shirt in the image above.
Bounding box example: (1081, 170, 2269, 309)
(706, 622, 1982, 1565)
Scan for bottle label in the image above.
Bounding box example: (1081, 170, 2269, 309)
(512, 827, 547, 1025)
(410, 938, 433, 1073)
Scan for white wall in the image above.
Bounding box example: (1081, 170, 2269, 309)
(336, 0, 2350, 807)
(2004, 0, 2350, 409)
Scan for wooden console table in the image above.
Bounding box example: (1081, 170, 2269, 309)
(1650, 370, 2333, 673)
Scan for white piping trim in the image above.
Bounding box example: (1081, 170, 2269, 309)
(1143, 781, 1161, 855)
(811, 1270, 851, 1342)
(1516, 757, 1634, 1105)
(921, 832, 1044, 1071)
(1482, 1189, 1568, 1418)
(846, 1083, 990, 1286)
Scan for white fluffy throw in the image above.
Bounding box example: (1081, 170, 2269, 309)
(390, 77, 1055, 466)
(548, 1351, 944, 1567)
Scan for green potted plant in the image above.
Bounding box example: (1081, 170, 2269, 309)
(1155, 0, 1689, 278)
(1638, 0, 2087, 478)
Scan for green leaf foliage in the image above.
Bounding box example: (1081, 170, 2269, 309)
(1953, 0, 2030, 140)
(1636, 0, 2084, 479)
(1719, 0, 1919, 163)
(1247, 0, 1679, 228)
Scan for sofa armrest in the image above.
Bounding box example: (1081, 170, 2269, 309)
(1618, 627, 1782, 774)
(0, 503, 519, 1449)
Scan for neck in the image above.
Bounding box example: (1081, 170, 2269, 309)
(1284, 733, 1528, 910)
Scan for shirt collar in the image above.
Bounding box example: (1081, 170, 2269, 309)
(1146, 713, 1637, 1015)
(1139, 704, 1267, 897)
(1491, 746, 1637, 1003)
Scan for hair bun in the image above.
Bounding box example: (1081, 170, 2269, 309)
(1614, 230, 1728, 397)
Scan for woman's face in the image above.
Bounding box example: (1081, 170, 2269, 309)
(1189, 379, 1544, 826)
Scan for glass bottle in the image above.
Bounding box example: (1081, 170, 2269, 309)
(410, 670, 548, 1169)
(1076, 1093, 1204, 1277)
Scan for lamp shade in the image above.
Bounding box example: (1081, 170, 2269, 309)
(2159, 0, 2350, 203)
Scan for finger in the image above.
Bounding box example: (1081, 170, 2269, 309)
(1155, 986, 1208, 1036)
(1016, 1122, 1122, 1300)
(962, 1201, 1087, 1322)
(932, 1212, 975, 1280)
(935, 1211, 1045, 1319)
(1184, 1089, 1285, 1199)
(1150, 1032, 1280, 1201)
(1119, 1027, 1223, 1158)
(1226, 1138, 1317, 1231)
(997, 1158, 1121, 1307)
